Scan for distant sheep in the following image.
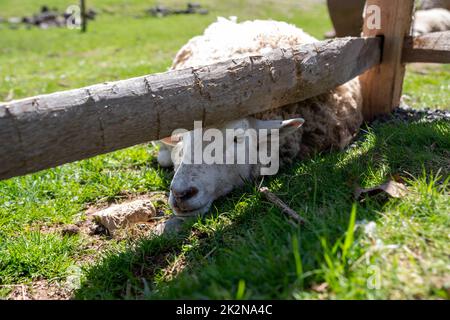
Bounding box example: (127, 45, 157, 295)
(419, 0, 450, 10)
(155, 18, 363, 217)
(413, 8, 450, 36)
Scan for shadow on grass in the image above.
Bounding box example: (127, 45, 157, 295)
(74, 119, 449, 299)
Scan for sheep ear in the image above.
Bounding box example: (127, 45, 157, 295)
(160, 134, 182, 146)
(279, 118, 305, 134)
(255, 118, 305, 137)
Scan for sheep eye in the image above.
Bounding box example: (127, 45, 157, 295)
(234, 136, 244, 144)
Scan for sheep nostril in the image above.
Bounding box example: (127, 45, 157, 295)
(185, 186, 199, 199)
(172, 186, 199, 201)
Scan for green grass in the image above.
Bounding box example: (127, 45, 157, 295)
(0, 232, 80, 284)
(0, 0, 449, 300)
(404, 64, 450, 109)
(73, 120, 450, 300)
(0, 0, 331, 101)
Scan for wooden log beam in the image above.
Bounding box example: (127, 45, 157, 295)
(403, 31, 450, 63)
(0, 37, 381, 181)
(360, 0, 415, 121)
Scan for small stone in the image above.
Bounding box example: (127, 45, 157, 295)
(93, 199, 156, 233)
(154, 217, 185, 235)
(401, 105, 411, 111)
(61, 225, 80, 236)
(89, 223, 109, 236)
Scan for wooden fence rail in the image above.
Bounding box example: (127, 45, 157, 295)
(403, 31, 450, 63)
(360, 0, 415, 120)
(0, 37, 381, 180)
(0, 26, 449, 181)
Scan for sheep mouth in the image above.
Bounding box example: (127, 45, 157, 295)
(169, 198, 212, 217)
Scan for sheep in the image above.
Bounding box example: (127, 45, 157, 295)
(156, 17, 363, 217)
(419, 0, 450, 10)
(413, 8, 450, 36)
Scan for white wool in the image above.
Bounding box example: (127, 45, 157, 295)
(413, 8, 450, 36)
(171, 17, 317, 69)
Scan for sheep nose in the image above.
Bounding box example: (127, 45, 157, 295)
(171, 186, 199, 201)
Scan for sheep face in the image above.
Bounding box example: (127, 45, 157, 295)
(160, 117, 304, 217)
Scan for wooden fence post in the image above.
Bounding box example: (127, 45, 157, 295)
(80, 0, 87, 33)
(360, 0, 415, 120)
(326, 0, 366, 36)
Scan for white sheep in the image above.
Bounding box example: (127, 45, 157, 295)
(157, 18, 363, 217)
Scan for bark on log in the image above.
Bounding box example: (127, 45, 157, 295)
(0, 37, 381, 180)
(403, 31, 450, 63)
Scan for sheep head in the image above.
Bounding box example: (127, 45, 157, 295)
(159, 117, 304, 217)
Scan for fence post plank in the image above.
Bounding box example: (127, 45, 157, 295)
(360, 0, 415, 120)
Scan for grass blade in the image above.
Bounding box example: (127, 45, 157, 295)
(341, 204, 357, 263)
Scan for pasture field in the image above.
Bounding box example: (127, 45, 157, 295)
(0, 0, 449, 299)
